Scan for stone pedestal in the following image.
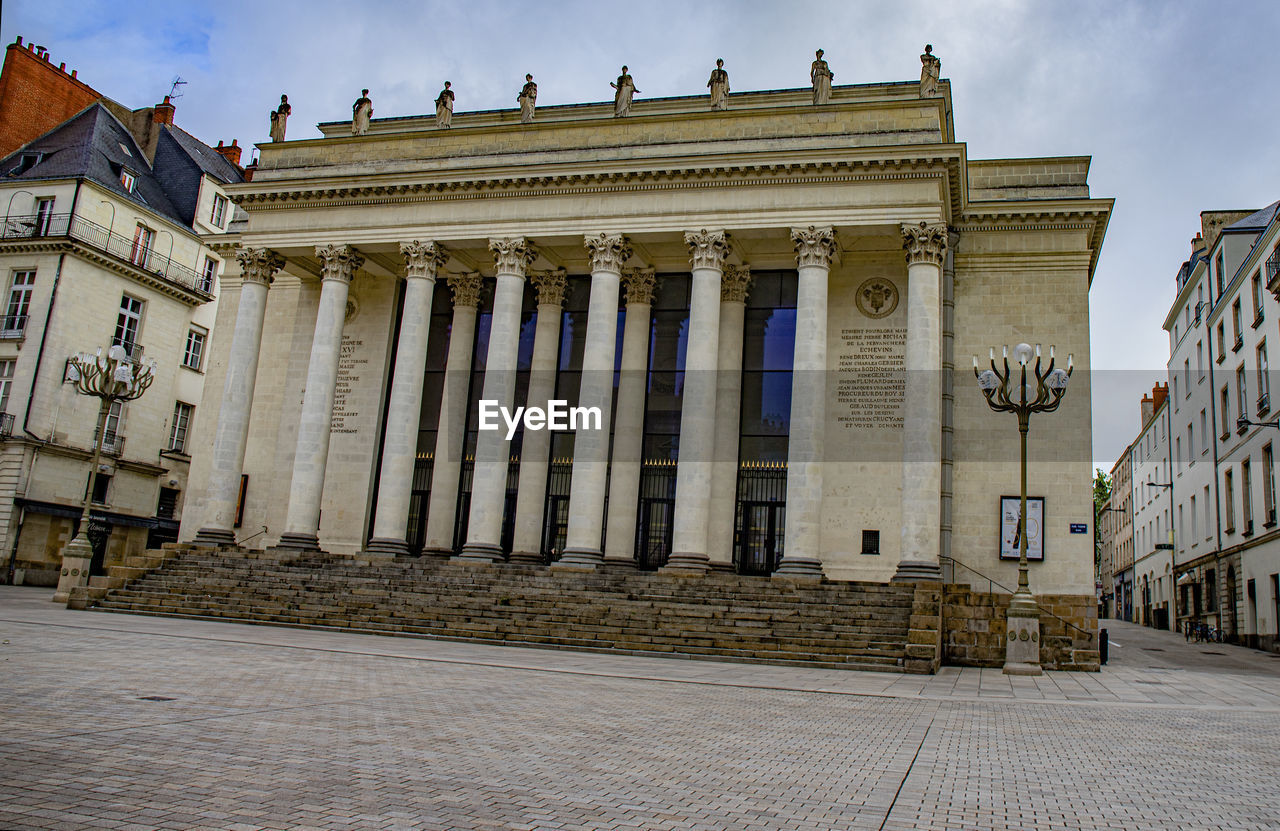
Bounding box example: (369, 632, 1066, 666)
(422, 274, 482, 556)
(560, 234, 631, 568)
(194, 248, 283, 546)
(280, 244, 364, 550)
(1004, 610, 1043, 675)
(893, 222, 946, 582)
(664, 230, 728, 573)
(459, 238, 536, 562)
(775, 227, 836, 579)
(51, 535, 92, 604)
(509, 270, 566, 564)
(603, 269, 655, 566)
(367, 241, 447, 557)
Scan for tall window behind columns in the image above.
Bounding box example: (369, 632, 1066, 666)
(406, 279, 457, 553)
(735, 270, 796, 574)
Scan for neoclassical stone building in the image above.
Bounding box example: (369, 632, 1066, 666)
(178, 72, 1110, 607)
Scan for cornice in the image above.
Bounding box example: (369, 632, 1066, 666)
(229, 152, 964, 215)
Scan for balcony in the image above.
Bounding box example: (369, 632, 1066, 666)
(0, 314, 27, 340)
(1, 212, 213, 299)
(110, 340, 144, 361)
(0, 412, 13, 439)
(1259, 392, 1271, 415)
(1233, 335, 1244, 353)
(1267, 252, 1280, 299)
(92, 430, 125, 456)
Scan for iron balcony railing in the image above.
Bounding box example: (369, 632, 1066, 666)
(0, 314, 27, 339)
(0, 412, 13, 439)
(92, 430, 124, 455)
(1267, 251, 1280, 283)
(1, 212, 213, 297)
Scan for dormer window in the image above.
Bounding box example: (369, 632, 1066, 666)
(120, 168, 136, 192)
(9, 153, 42, 175)
(210, 193, 227, 228)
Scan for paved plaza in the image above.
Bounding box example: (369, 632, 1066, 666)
(2, 586, 1279, 831)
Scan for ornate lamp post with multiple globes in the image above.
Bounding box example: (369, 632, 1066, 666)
(974, 342, 1071, 675)
(52, 345, 156, 603)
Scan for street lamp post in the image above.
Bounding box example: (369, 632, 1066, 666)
(974, 342, 1072, 675)
(51, 345, 156, 604)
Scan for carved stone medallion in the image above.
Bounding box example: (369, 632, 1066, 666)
(855, 278, 899, 319)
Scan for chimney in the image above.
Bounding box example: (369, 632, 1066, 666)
(1140, 393, 1153, 428)
(213, 139, 242, 167)
(1151, 382, 1168, 413)
(1191, 233, 1206, 259)
(153, 95, 175, 125)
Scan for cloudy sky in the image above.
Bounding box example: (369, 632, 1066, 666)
(4, 0, 1279, 470)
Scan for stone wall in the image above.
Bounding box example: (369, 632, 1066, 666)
(943, 586, 1100, 671)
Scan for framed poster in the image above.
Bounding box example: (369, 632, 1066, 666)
(999, 496, 1044, 561)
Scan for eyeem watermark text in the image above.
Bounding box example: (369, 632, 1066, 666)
(478, 400, 602, 440)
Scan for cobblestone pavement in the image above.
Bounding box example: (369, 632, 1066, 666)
(2, 587, 1278, 831)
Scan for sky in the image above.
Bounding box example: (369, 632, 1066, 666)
(3, 0, 1279, 472)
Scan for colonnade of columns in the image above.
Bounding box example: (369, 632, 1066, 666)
(194, 222, 949, 582)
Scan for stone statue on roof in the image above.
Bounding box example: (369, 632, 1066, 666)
(919, 45, 941, 98)
(518, 74, 537, 123)
(810, 50, 833, 105)
(352, 89, 373, 135)
(435, 81, 454, 128)
(269, 94, 290, 142)
(707, 58, 729, 110)
(611, 66, 639, 117)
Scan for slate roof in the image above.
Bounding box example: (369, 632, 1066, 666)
(1224, 200, 1280, 233)
(0, 102, 242, 227)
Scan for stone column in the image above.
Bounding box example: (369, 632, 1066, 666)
(458, 237, 537, 561)
(775, 227, 837, 578)
(194, 247, 284, 546)
(367, 241, 449, 557)
(707, 265, 752, 570)
(508, 269, 567, 564)
(603, 268, 656, 566)
(664, 229, 729, 572)
(559, 234, 632, 568)
(893, 221, 947, 581)
(422, 273, 482, 555)
(279, 244, 364, 550)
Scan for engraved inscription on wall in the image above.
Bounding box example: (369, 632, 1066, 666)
(835, 327, 906, 429)
(331, 336, 367, 434)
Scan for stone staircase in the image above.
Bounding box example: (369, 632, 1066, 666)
(76, 546, 935, 673)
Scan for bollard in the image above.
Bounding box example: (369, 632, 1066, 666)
(1099, 628, 1109, 665)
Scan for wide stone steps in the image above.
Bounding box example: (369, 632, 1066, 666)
(88, 549, 924, 672)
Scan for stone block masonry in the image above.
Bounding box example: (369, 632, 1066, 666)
(943, 585, 1100, 670)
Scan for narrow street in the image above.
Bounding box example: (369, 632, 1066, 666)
(1102, 617, 1280, 675)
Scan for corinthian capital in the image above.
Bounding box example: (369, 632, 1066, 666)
(447, 272, 483, 308)
(489, 237, 538, 277)
(584, 232, 633, 274)
(235, 247, 285, 287)
(901, 221, 947, 267)
(315, 244, 364, 283)
(790, 226, 837, 269)
(684, 229, 730, 271)
(400, 240, 449, 281)
(721, 264, 752, 302)
(530, 268, 568, 307)
(622, 267, 657, 306)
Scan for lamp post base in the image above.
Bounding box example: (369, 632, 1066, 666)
(52, 534, 94, 605)
(1003, 608, 1043, 676)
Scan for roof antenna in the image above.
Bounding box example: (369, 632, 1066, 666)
(168, 76, 187, 100)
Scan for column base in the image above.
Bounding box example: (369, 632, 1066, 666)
(1004, 610, 1043, 676)
(52, 535, 93, 605)
(193, 527, 236, 547)
(506, 550, 545, 566)
(891, 560, 942, 582)
(276, 532, 322, 552)
(660, 552, 710, 574)
(772, 557, 824, 580)
(455, 542, 503, 563)
(364, 537, 410, 558)
(556, 547, 603, 568)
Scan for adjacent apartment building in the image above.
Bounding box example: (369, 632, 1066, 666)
(0, 37, 243, 585)
(1107, 202, 1280, 652)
